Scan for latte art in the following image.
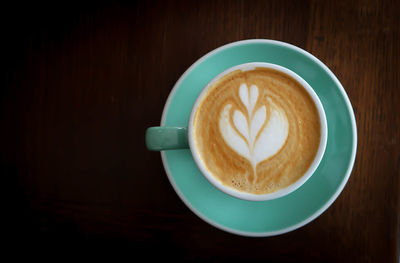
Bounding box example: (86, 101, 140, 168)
(192, 67, 321, 195)
(219, 84, 289, 178)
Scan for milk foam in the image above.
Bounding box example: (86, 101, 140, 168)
(219, 84, 288, 172)
(193, 67, 321, 195)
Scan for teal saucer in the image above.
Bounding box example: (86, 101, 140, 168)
(160, 39, 357, 236)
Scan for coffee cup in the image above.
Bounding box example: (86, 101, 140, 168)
(146, 62, 327, 201)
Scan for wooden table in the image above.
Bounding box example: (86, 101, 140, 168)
(1, 1, 399, 261)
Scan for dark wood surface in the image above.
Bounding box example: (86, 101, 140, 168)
(1, 0, 399, 261)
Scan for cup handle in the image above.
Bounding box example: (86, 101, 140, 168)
(145, 127, 189, 151)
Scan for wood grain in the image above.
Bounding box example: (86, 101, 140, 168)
(1, 0, 399, 261)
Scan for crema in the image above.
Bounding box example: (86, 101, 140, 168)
(192, 67, 321, 195)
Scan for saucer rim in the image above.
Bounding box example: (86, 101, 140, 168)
(160, 39, 357, 237)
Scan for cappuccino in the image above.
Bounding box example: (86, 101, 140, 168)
(192, 67, 321, 195)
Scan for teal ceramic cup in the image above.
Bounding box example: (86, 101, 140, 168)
(144, 40, 357, 236)
(146, 62, 328, 202)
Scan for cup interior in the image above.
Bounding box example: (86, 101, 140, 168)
(188, 62, 328, 201)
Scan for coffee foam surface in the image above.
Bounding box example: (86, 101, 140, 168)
(193, 68, 321, 195)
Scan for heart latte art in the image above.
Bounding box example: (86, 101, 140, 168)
(219, 83, 289, 180)
(192, 68, 321, 195)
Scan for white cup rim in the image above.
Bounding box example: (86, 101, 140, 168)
(188, 62, 328, 201)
